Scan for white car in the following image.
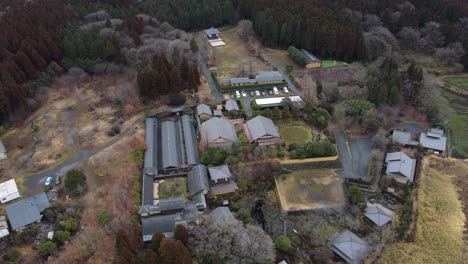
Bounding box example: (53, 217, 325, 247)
(241, 91, 247, 97)
(283, 87, 289, 94)
(255, 90, 261, 96)
(273, 87, 279, 95)
(235, 91, 241, 98)
(44, 176, 53, 186)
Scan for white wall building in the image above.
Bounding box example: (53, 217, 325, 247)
(0, 179, 21, 204)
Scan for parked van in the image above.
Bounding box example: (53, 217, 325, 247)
(273, 87, 279, 95)
(235, 91, 241, 98)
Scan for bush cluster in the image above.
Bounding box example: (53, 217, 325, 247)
(288, 141, 336, 159)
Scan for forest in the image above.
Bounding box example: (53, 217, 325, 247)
(1, 0, 468, 122)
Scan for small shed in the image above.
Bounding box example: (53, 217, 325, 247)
(197, 104, 213, 120)
(205, 27, 220, 39)
(225, 99, 240, 112)
(0, 179, 21, 204)
(330, 229, 370, 264)
(301, 49, 321, 68)
(365, 203, 394, 227)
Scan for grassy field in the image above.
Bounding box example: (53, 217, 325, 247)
(444, 77, 468, 91)
(438, 88, 468, 112)
(158, 178, 188, 199)
(378, 157, 468, 264)
(213, 26, 271, 75)
(449, 114, 468, 158)
(321, 60, 347, 68)
(276, 169, 345, 211)
(279, 126, 312, 146)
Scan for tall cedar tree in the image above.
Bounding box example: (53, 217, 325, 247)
(175, 224, 189, 246)
(159, 238, 192, 264)
(15, 51, 38, 80)
(115, 229, 138, 264)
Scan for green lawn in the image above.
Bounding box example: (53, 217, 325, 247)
(321, 60, 347, 68)
(438, 88, 468, 112)
(449, 113, 468, 158)
(279, 126, 312, 146)
(444, 77, 468, 91)
(158, 178, 188, 199)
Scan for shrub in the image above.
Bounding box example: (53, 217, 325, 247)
(251, 100, 261, 111)
(38, 240, 58, 256)
(168, 93, 186, 106)
(57, 218, 79, 233)
(98, 209, 112, 226)
(53, 230, 71, 246)
(229, 202, 240, 212)
(288, 46, 308, 65)
(238, 134, 248, 144)
(4, 248, 21, 263)
(275, 236, 292, 252)
(175, 224, 189, 246)
(201, 148, 227, 166)
(349, 184, 363, 204)
(107, 125, 120, 137)
(65, 169, 87, 196)
(237, 208, 254, 225)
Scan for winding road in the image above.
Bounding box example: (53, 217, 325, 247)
(23, 115, 145, 195)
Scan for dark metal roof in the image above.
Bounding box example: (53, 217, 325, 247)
(161, 121, 182, 169)
(181, 115, 200, 165)
(301, 49, 321, 63)
(6, 193, 49, 230)
(144, 118, 158, 170)
(187, 165, 210, 196)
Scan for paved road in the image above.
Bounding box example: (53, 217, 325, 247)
(336, 130, 373, 179)
(24, 116, 145, 195)
(197, 53, 223, 102)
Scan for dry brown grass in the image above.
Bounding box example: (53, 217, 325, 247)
(378, 157, 468, 264)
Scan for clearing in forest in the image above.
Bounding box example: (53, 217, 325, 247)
(321, 60, 348, 68)
(276, 169, 345, 212)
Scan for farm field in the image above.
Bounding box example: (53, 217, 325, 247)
(444, 77, 468, 91)
(449, 114, 468, 158)
(276, 169, 345, 211)
(321, 60, 347, 68)
(378, 157, 468, 264)
(279, 126, 312, 146)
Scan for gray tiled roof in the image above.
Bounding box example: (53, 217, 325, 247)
(205, 27, 220, 36)
(385, 152, 416, 182)
(225, 99, 240, 111)
(201, 117, 237, 145)
(330, 229, 370, 264)
(208, 164, 232, 181)
(142, 214, 176, 242)
(197, 104, 212, 117)
(255, 71, 284, 83)
(210, 207, 237, 225)
(301, 49, 321, 63)
(144, 118, 158, 170)
(187, 165, 210, 196)
(391, 130, 412, 145)
(158, 197, 186, 212)
(221, 77, 254, 85)
(6, 193, 50, 230)
(161, 121, 181, 169)
(246, 115, 280, 141)
(365, 203, 394, 227)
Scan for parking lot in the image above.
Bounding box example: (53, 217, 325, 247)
(223, 85, 294, 115)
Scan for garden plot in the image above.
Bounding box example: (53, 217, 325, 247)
(276, 169, 345, 212)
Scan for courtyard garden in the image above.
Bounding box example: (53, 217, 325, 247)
(158, 178, 188, 199)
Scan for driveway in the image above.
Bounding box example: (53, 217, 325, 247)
(336, 130, 373, 179)
(197, 53, 223, 102)
(24, 115, 145, 195)
(393, 121, 424, 133)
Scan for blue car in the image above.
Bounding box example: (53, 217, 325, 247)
(44, 176, 53, 186)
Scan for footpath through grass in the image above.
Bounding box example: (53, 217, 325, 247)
(444, 77, 468, 91)
(321, 60, 347, 68)
(449, 113, 468, 158)
(279, 126, 312, 146)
